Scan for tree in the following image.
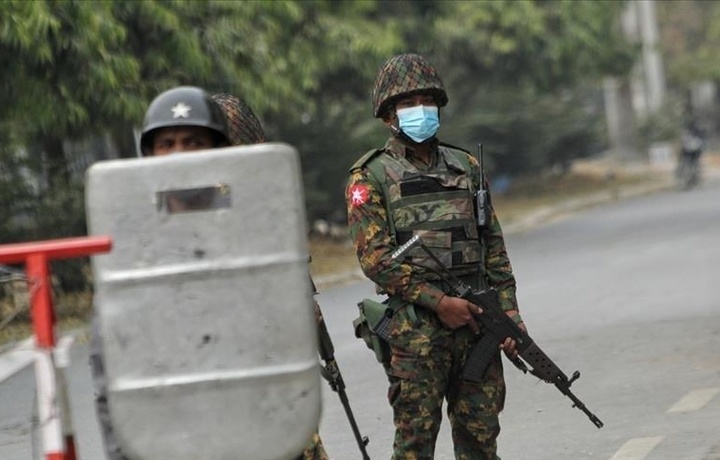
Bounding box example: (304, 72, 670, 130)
(277, 0, 638, 217)
(656, 0, 720, 134)
(422, 0, 636, 175)
(0, 0, 642, 247)
(657, 0, 720, 87)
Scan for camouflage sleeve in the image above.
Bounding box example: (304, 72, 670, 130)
(484, 191, 524, 325)
(346, 168, 445, 310)
(463, 153, 523, 322)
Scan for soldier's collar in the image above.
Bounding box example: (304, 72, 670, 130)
(385, 137, 439, 159)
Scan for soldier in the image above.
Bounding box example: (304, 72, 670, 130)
(211, 92, 267, 145)
(90, 86, 231, 460)
(91, 86, 327, 460)
(345, 53, 526, 459)
(211, 92, 330, 460)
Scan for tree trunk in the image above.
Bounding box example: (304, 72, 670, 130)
(111, 124, 140, 158)
(43, 136, 69, 191)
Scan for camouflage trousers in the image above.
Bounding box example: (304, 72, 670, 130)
(296, 432, 330, 460)
(386, 304, 505, 460)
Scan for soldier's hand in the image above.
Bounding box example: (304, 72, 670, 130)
(500, 337, 519, 359)
(500, 322, 526, 359)
(436, 295, 482, 333)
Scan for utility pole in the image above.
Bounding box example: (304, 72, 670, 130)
(637, 0, 666, 116)
(603, 77, 639, 161)
(603, 0, 666, 162)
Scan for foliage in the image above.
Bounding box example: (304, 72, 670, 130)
(437, 83, 607, 176)
(430, 0, 635, 90)
(636, 98, 684, 146)
(654, 1, 720, 138)
(657, 0, 720, 87)
(0, 0, 645, 290)
(273, 0, 637, 216)
(423, 0, 633, 176)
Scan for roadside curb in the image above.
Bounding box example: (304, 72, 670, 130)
(314, 268, 366, 291)
(502, 174, 676, 234)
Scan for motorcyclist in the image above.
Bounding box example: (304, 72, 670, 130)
(676, 121, 705, 189)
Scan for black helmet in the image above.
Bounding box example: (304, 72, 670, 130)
(372, 53, 448, 119)
(140, 86, 229, 155)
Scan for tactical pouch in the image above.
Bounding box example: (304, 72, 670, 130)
(353, 298, 392, 364)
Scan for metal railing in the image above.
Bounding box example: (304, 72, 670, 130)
(0, 264, 29, 332)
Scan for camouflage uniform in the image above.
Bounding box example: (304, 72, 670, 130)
(212, 93, 329, 460)
(346, 54, 522, 459)
(211, 93, 267, 145)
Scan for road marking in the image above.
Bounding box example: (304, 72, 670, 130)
(54, 335, 75, 368)
(0, 335, 77, 384)
(0, 338, 34, 383)
(608, 436, 663, 460)
(667, 387, 720, 413)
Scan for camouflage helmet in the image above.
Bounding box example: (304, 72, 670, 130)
(211, 93, 267, 145)
(140, 86, 229, 155)
(372, 53, 448, 119)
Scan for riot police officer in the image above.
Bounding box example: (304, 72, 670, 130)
(91, 86, 328, 460)
(90, 85, 230, 460)
(345, 54, 526, 459)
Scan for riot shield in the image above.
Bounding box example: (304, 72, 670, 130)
(85, 143, 320, 460)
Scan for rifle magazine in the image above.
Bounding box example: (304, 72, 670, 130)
(463, 333, 499, 382)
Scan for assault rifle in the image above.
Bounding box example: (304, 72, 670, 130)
(311, 277, 371, 459)
(390, 236, 604, 429)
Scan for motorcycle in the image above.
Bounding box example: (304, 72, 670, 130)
(675, 126, 704, 190)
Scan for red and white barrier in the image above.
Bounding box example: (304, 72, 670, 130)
(0, 236, 112, 460)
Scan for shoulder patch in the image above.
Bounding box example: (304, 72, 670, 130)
(349, 148, 384, 172)
(348, 183, 370, 207)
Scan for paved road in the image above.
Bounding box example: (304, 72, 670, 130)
(1, 177, 719, 459)
(317, 178, 720, 460)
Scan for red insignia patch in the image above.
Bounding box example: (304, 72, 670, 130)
(349, 184, 369, 207)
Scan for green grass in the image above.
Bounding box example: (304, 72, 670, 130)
(0, 291, 93, 347)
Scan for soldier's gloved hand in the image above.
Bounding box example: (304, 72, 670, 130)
(435, 295, 482, 333)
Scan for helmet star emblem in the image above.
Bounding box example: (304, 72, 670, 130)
(171, 102, 192, 119)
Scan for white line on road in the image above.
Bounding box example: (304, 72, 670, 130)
(608, 436, 664, 460)
(667, 387, 720, 413)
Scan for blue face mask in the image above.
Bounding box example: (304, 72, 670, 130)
(396, 105, 440, 143)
